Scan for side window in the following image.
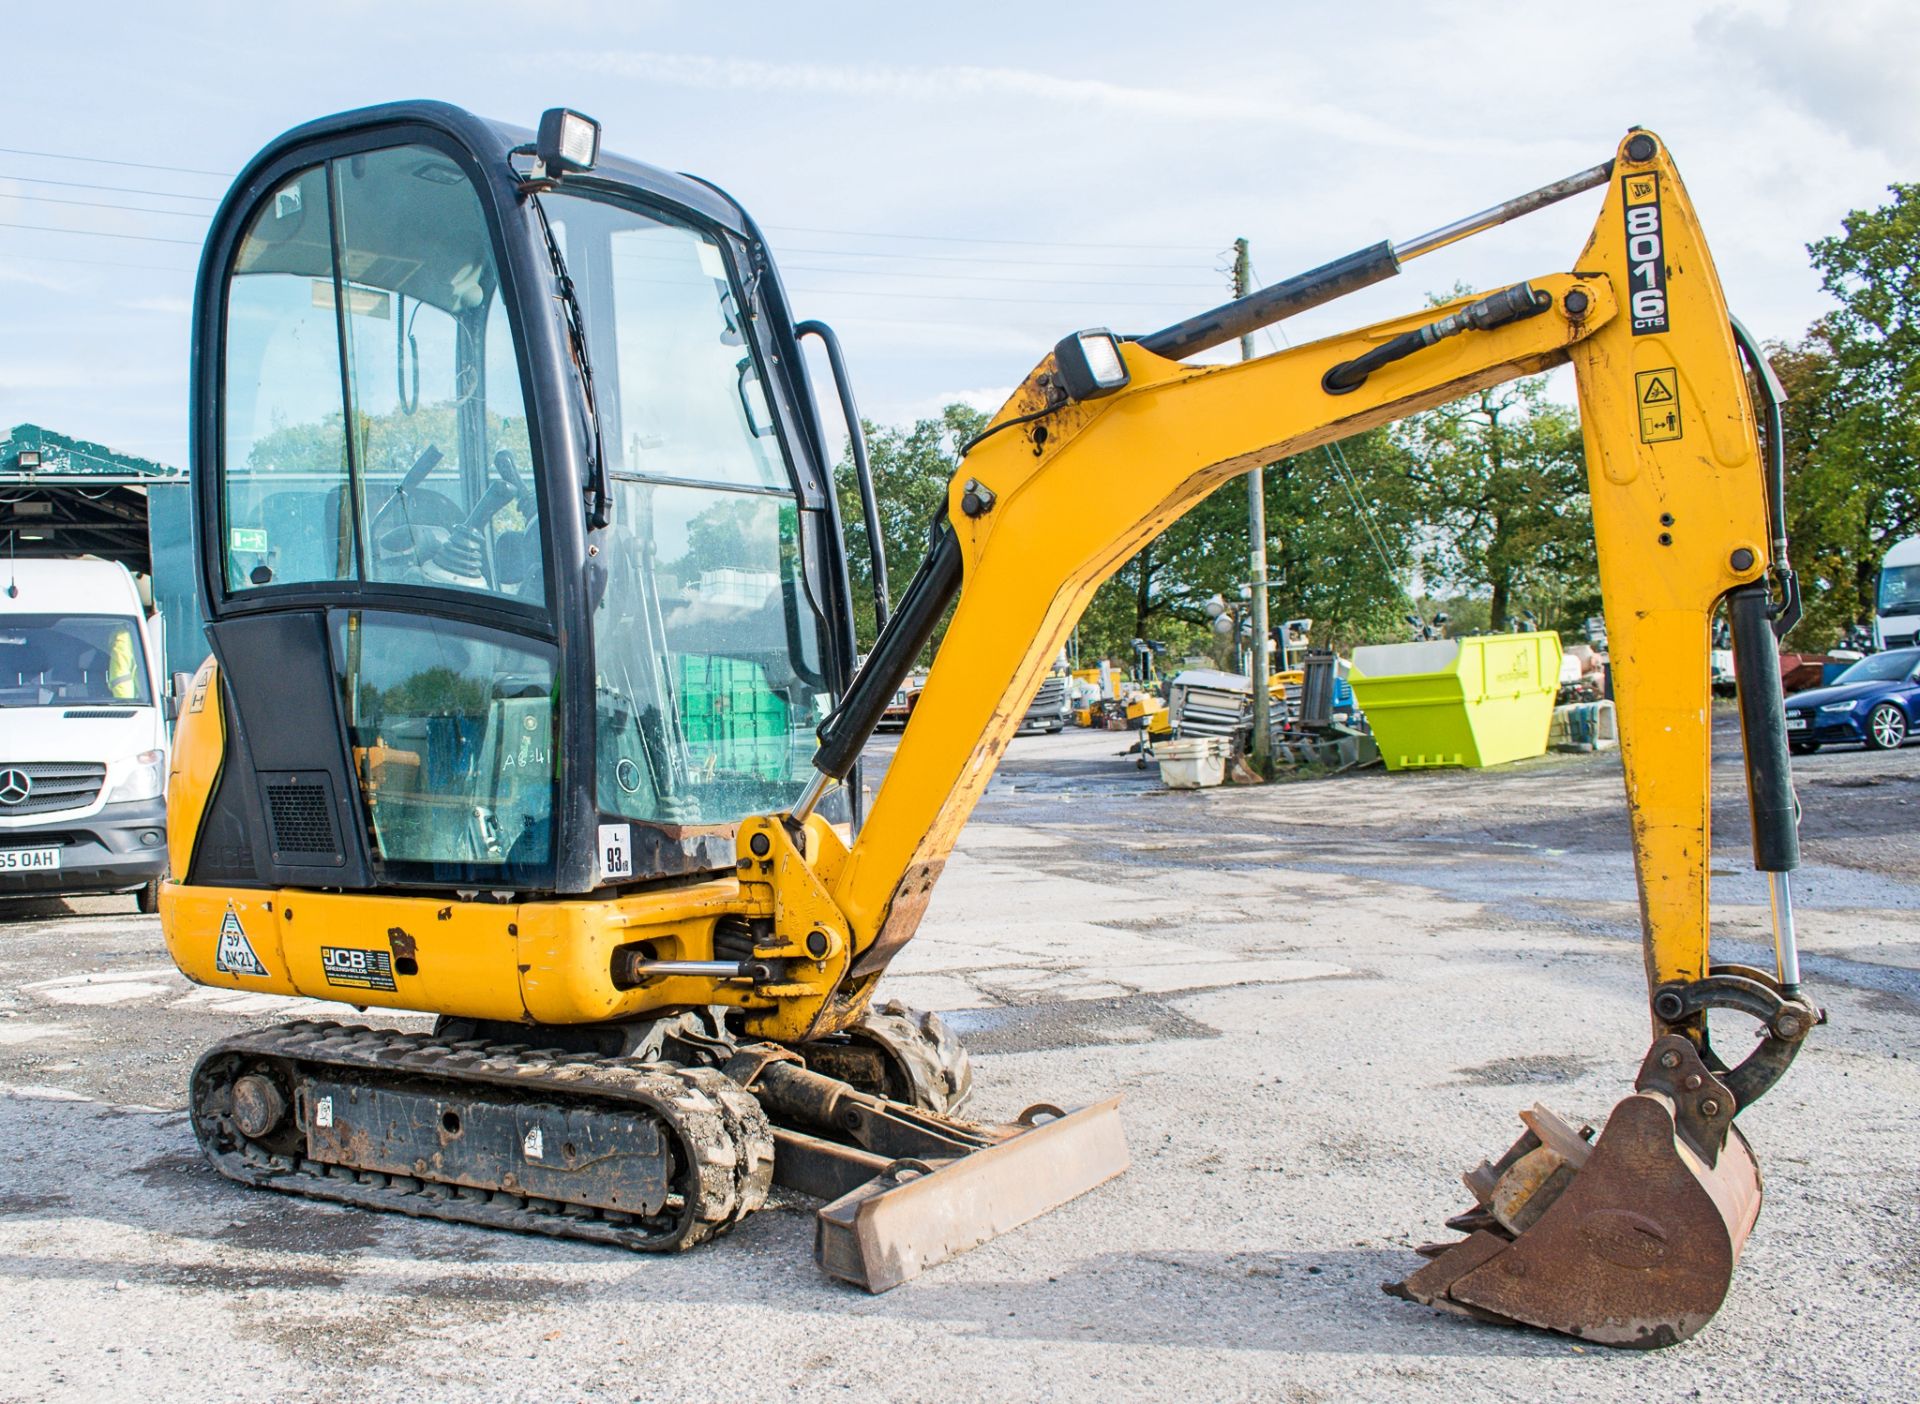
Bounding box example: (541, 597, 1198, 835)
(594, 481, 830, 827)
(333, 610, 555, 880)
(334, 148, 542, 603)
(222, 166, 354, 590)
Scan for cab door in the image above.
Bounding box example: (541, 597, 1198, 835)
(192, 124, 568, 893)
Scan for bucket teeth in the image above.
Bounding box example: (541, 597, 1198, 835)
(1389, 1088, 1764, 1348)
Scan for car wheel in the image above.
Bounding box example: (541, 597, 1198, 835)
(1789, 741, 1820, 755)
(136, 878, 161, 915)
(1866, 702, 1909, 751)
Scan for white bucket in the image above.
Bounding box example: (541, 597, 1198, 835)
(1157, 736, 1229, 789)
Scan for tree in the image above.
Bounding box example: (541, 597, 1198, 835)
(834, 403, 985, 653)
(1766, 333, 1868, 646)
(1388, 375, 1595, 635)
(837, 403, 1419, 670)
(1797, 184, 1920, 639)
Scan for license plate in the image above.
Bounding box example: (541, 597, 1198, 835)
(1785, 716, 1808, 732)
(0, 847, 60, 872)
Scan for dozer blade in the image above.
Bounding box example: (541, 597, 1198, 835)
(813, 1097, 1128, 1292)
(1390, 1040, 1764, 1348)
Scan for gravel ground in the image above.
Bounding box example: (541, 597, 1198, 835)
(0, 712, 1914, 1402)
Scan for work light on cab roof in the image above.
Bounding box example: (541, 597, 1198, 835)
(535, 107, 600, 177)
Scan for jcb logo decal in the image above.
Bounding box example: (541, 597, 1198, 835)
(320, 944, 398, 992)
(1623, 173, 1669, 335)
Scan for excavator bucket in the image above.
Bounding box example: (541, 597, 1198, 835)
(1389, 1037, 1764, 1347)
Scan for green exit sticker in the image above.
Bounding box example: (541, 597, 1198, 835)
(229, 527, 268, 553)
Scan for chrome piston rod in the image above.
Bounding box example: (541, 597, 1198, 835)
(1392, 160, 1616, 262)
(1768, 871, 1802, 992)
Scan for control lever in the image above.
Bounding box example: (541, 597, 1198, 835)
(432, 478, 517, 582)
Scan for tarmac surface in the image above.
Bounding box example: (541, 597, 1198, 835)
(1, 712, 1915, 1402)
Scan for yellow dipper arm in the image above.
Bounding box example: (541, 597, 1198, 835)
(806, 131, 1776, 1044)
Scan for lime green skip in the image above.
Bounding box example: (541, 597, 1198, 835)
(1349, 632, 1563, 770)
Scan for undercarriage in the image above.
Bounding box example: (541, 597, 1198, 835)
(190, 1004, 1126, 1291)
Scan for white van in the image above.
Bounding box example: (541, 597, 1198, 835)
(0, 558, 170, 909)
(1875, 536, 1920, 652)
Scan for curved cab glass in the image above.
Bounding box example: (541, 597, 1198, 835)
(545, 192, 834, 831)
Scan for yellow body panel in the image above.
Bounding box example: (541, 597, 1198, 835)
(164, 132, 1765, 1043)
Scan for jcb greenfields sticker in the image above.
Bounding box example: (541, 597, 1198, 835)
(320, 945, 397, 992)
(214, 906, 270, 978)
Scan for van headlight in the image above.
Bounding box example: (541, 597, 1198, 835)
(108, 750, 166, 804)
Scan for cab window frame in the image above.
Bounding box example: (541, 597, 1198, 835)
(201, 124, 561, 644)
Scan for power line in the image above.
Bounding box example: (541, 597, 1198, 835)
(0, 191, 212, 219)
(782, 262, 1216, 290)
(0, 145, 231, 177)
(776, 243, 1211, 271)
(0, 171, 218, 201)
(0, 220, 200, 246)
(766, 222, 1218, 253)
(0, 249, 196, 275)
(1250, 258, 1400, 581)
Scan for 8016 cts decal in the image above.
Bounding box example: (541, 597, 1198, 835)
(1623, 171, 1669, 335)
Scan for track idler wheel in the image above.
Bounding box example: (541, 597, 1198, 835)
(794, 1001, 974, 1115)
(1388, 1036, 1764, 1348)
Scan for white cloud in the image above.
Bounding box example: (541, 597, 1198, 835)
(550, 49, 1571, 161)
(1699, 0, 1920, 163)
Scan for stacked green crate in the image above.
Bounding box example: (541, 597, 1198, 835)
(678, 655, 790, 780)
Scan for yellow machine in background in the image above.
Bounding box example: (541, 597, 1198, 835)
(163, 108, 1812, 1342)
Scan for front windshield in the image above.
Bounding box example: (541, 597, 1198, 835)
(221, 147, 541, 604)
(1879, 563, 1920, 616)
(544, 191, 832, 830)
(1836, 649, 1920, 684)
(0, 614, 151, 706)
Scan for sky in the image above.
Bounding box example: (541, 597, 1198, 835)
(1, 0, 1915, 468)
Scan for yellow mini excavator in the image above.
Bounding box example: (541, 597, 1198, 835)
(162, 103, 1817, 1346)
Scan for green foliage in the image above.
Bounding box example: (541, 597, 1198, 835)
(834, 403, 985, 655)
(1766, 334, 1867, 647)
(1074, 427, 1418, 664)
(1788, 184, 1920, 646)
(1387, 377, 1596, 637)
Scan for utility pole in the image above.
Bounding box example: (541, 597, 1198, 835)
(1235, 237, 1273, 776)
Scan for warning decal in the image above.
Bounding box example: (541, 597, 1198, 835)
(214, 907, 270, 978)
(320, 945, 398, 992)
(1623, 172, 1670, 335)
(1636, 368, 1683, 443)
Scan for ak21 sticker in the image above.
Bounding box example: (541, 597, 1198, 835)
(214, 906, 269, 978)
(1623, 171, 1670, 335)
(320, 945, 398, 992)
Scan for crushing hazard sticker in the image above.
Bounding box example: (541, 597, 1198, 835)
(1623, 172, 1670, 335)
(1635, 367, 1683, 443)
(214, 907, 269, 978)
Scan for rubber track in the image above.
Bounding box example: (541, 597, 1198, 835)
(190, 1020, 773, 1252)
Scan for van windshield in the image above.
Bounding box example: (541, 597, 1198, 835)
(1878, 563, 1920, 616)
(0, 614, 151, 707)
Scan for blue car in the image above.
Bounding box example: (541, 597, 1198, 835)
(1784, 646, 1920, 753)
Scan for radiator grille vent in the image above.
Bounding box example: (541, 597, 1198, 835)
(266, 781, 338, 860)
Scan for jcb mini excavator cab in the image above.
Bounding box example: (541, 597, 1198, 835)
(166, 102, 1819, 1342)
(168, 100, 1125, 1283)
